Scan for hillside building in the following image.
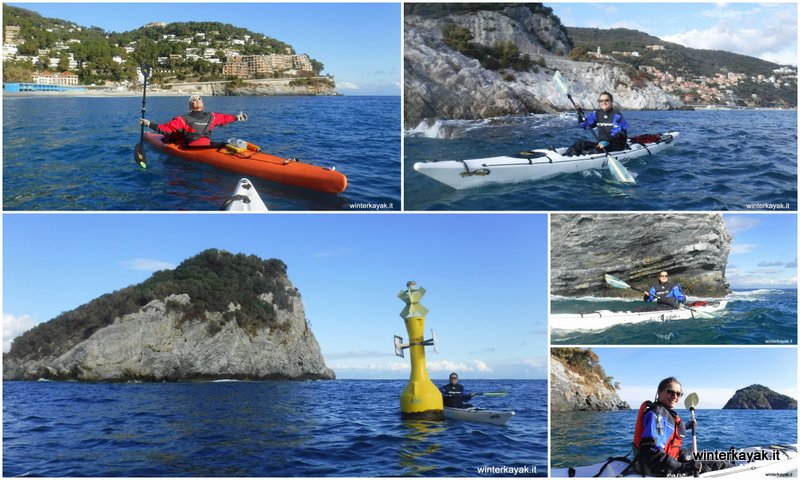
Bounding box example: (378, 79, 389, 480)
(222, 54, 314, 78)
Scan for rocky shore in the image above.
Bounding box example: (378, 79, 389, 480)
(551, 214, 731, 298)
(404, 6, 680, 127)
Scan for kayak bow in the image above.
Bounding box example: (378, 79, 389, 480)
(221, 178, 269, 212)
(144, 133, 347, 194)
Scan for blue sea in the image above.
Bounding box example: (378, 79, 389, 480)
(551, 409, 798, 469)
(3, 95, 400, 211)
(2, 379, 547, 477)
(404, 110, 797, 211)
(550, 289, 797, 345)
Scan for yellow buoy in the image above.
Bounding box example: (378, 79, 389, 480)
(394, 281, 443, 420)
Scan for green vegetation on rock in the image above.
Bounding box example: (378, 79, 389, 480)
(7, 249, 298, 362)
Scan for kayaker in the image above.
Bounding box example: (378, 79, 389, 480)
(644, 271, 686, 309)
(565, 92, 629, 156)
(632, 377, 731, 476)
(140, 94, 248, 146)
(439, 372, 475, 408)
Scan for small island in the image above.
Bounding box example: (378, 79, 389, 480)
(3, 249, 335, 382)
(723, 384, 797, 410)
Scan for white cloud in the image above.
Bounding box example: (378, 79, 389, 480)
(725, 216, 761, 235)
(730, 243, 758, 255)
(3, 314, 37, 353)
(661, 12, 798, 65)
(427, 359, 493, 373)
(121, 258, 176, 272)
(337, 82, 360, 90)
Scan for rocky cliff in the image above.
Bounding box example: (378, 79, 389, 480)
(723, 385, 797, 410)
(3, 249, 335, 382)
(404, 5, 680, 126)
(551, 348, 630, 412)
(551, 214, 731, 298)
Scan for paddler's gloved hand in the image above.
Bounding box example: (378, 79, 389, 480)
(140, 118, 151, 128)
(680, 460, 702, 475)
(236, 112, 248, 122)
(598, 140, 609, 150)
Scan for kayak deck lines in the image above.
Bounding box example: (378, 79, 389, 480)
(143, 133, 347, 194)
(551, 300, 728, 332)
(443, 406, 515, 426)
(414, 132, 679, 189)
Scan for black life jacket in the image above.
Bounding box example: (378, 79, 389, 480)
(441, 384, 467, 408)
(181, 111, 214, 144)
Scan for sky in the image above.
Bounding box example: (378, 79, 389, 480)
(2, 213, 549, 379)
(549, 3, 798, 66)
(589, 347, 797, 409)
(7, 3, 401, 95)
(724, 213, 797, 290)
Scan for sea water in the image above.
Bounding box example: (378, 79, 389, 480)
(551, 409, 797, 469)
(404, 110, 797, 211)
(3, 95, 400, 211)
(550, 289, 797, 345)
(2, 379, 547, 477)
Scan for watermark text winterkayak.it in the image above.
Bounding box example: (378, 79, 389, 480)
(694, 448, 785, 463)
(476, 465, 538, 475)
(745, 202, 791, 210)
(348, 202, 394, 210)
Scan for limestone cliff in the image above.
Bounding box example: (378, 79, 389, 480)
(723, 385, 797, 410)
(551, 214, 731, 298)
(404, 4, 680, 126)
(550, 348, 630, 412)
(3, 249, 335, 382)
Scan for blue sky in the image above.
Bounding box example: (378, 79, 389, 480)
(724, 214, 797, 290)
(590, 347, 797, 409)
(549, 3, 798, 65)
(8, 3, 401, 95)
(2, 213, 548, 379)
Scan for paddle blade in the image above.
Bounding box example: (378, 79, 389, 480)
(553, 71, 568, 95)
(606, 155, 636, 184)
(684, 392, 699, 409)
(604, 274, 631, 290)
(479, 392, 509, 397)
(134, 143, 147, 169)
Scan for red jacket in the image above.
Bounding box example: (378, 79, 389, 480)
(155, 111, 237, 146)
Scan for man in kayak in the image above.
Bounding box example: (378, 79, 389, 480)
(565, 92, 629, 156)
(140, 95, 248, 146)
(440, 372, 475, 408)
(632, 377, 731, 476)
(644, 271, 686, 309)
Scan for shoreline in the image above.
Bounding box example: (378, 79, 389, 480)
(3, 90, 346, 98)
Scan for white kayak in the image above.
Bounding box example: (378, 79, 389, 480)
(551, 444, 798, 477)
(221, 178, 269, 212)
(414, 132, 679, 189)
(551, 301, 728, 332)
(444, 407, 515, 426)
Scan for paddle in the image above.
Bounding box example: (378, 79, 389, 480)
(134, 63, 152, 169)
(603, 274, 714, 319)
(553, 71, 636, 184)
(474, 392, 509, 397)
(684, 392, 700, 477)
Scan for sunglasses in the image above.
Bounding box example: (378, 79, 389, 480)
(190, 97, 203, 102)
(598, 99, 611, 103)
(665, 388, 683, 398)
(449, 376, 458, 380)
(659, 275, 668, 278)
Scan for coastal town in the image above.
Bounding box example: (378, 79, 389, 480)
(2, 20, 326, 94)
(587, 45, 797, 107)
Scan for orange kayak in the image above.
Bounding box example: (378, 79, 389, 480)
(144, 133, 347, 194)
